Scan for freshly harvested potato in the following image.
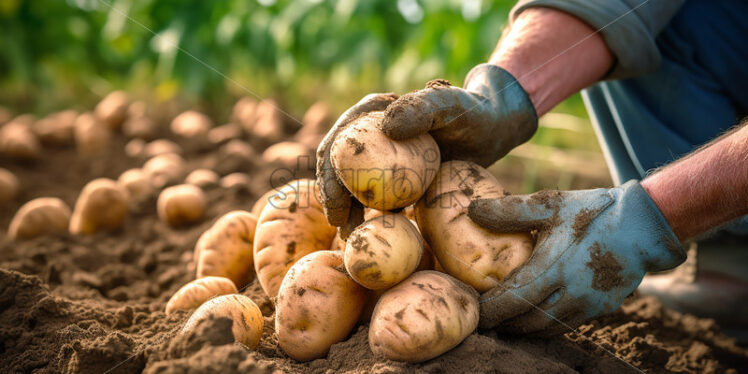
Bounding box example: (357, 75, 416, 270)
(94, 91, 129, 130)
(275, 251, 368, 361)
(0, 168, 20, 203)
(32, 110, 77, 145)
(165, 276, 238, 314)
(8, 197, 71, 240)
(253, 179, 336, 298)
(331, 111, 440, 211)
(262, 141, 314, 169)
(219, 173, 252, 191)
(344, 213, 423, 290)
(415, 161, 534, 292)
(369, 271, 479, 362)
(157, 184, 206, 226)
(143, 153, 185, 188)
(122, 102, 157, 140)
(182, 294, 263, 349)
(74, 112, 111, 156)
(215, 139, 257, 175)
(231, 97, 257, 127)
(243, 99, 287, 144)
(117, 168, 153, 201)
(185, 169, 220, 188)
(69, 178, 129, 234)
(143, 139, 183, 158)
(328, 231, 345, 252)
(195, 211, 257, 288)
(250, 188, 278, 218)
(124, 138, 146, 158)
(170, 110, 212, 138)
(0, 121, 41, 160)
(208, 123, 243, 145)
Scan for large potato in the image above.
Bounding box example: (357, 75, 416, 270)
(344, 213, 423, 290)
(69, 179, 129, 234)
(330, 111, 440, 211)
(415, 161, 534, 292)
(165, 276, 238, 314)
(275, 250, 368, 361)
(8, 197, 71, 240)
(369, 271, 479, 362)
(157, 184, 206, 227)
(0, 168, 20, 203)
(253, 179, 336, 298)
(195, 211, 257, 288)
(182, 294, 263, 349)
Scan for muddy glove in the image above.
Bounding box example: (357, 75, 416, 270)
(467, 180, 686, 335)
(379, 63, 537, 167)
(316, 93, 398, 235)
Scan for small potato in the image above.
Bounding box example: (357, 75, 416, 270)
(208, 123, 243, 145)
(143, 139, 183, 158)
(231, 97, 257, 127)
(165, 276, 238, 314)
(185, 169, 219, 188)
(369, 271, 479, 363)
(32, 110, 77, 145)
(293, 101, 331, 149)
(124, 138, 146, 158)
(415, 161, 534, 292)
(170, 110, 212, 138)
(253, 179, 337, 298)
(0, 121, 41, 160)
(250, 188, 278, 218)
(143, 153, 185, 188)
(70, 178, 129, 234)
(344, 214, 423, 290)
(117, 168, 153, 201)
(243, 99, 287, 144)
(74, 112, 111, 156)
(8, 197, 71, 240)
(94, 91, 129, 130)
(195, 211, 257, 288)
(157, 184, 206, 227)
(182, 294, 263, 349)
(122, 101, 158, 140)
(0, 168, 20, 203)
(215, 139, 257, 175)
(331, 111, 440, 211)
(275, 251, 368, 361)
(262, 141, 314, 169)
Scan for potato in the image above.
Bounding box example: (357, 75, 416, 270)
(143, 153, 185, 188)
(208, 123, 243, 145)
(328, 231, 345, 251)
(32, 110, 77, 145)
(170, 110, 212, 138)
(231, 97, 257, 127)
(70, 178, 129, 234)
(215, 139, 257, 175)
(253, 179, 336, 298)
(117, 168, 153, 201)
(275, 250, 368, 361)
(195, 211, 257, 288)
(0, 168, 20, 203)
(243, 99, 286, 144)
(143, 139, 183, 158)
(219, 173, 251, 191)
(331, 111, 440, 211)
(250, 188, 278, 218)
(8, 197, 71, 240)
(94, 91, 129, 130)
(262, 141, 314, 169)
(165, 276, 238, 314)
(0, 121, 41, 160)
(157, 184, 206, 227)
(185, 169, 219, 188)
(415, 161, 534, 292)
(182, 294, 263, 349)
(122, 102, 157, 140)
(124, 138, 146, 158)
(344, 213, 423, 290)
(293, 101, 331, 149)
(369, 271, 479, 362)
(74, 112, 111, 156)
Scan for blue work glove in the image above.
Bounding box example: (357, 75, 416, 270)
(467, 180, 686, 334)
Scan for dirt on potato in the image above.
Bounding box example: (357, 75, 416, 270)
(1, 126, 747, 374)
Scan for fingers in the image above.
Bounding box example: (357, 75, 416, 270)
(468, 190, 563, 233)
(478, 278, 555, 329)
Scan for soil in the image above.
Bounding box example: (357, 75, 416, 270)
(1, 129, 748, 373)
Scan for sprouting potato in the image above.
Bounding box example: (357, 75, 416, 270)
(275, 251, 368, 361)
(170, 110, 212, 138)
(195, 211, 257, 288)
(157, 184, 206, 227)
(74, 112, 111, 156)
(344, 213, 423, 290)
(143, 153, 185, 189)
(0, 121, 41, 160)
(181, 294, 263, 349)
(117, 168, 153, 201)
(253, 179, 337, 298)
(369, 271, 479, 363)
(185, 169, 220, 188)
(69, 178, 129, 234)
(165, 276, 238, 314)
(0, 168, 20, 203)
(330, 111, 440, 211)
(8, 197, 71, 240)
(94, 91, 129, 130)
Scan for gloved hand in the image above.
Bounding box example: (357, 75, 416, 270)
(467, 180, 686, 335)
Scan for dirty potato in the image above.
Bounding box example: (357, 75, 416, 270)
(69, 178, 129, 234)
(330, 111, 440, 211)
(415, 161, 534, 292)
(181, 294, 263, 349)
(369, 271, 479, 362)
(344, 213, 423, 290)
(0, 168, 20, 203)
(275, 251, 368, 361)
(253, 179, 337, 298)
(157, 184, 206, 227)
(165, 276, 238, 314)
(8, 197, 71, 240)
(195, 211, 257, 288)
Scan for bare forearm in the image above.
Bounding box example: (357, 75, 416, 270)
(642, 121, 748, 241)
(490, 8, 614, 116)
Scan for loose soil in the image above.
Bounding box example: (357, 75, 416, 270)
(1, 130, 747, 373)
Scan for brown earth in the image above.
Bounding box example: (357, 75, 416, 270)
(1, 129, 747, 374)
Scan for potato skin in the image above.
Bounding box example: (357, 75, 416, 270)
(369, 271, 479, 362)
(165, 276, 238, 314)
(253, 179, 336, 298)
(182, 294, 263, 349)
(195, 211, 257, 288)
(415, 161, 534, 292)
(157, 184, 206, 227)
(275, 251, 368, 361)
(344, 214, 423, 290)
(70, 178, 129, 234)
(330, 111, 440, 211)
(9, 197, 71, 240)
